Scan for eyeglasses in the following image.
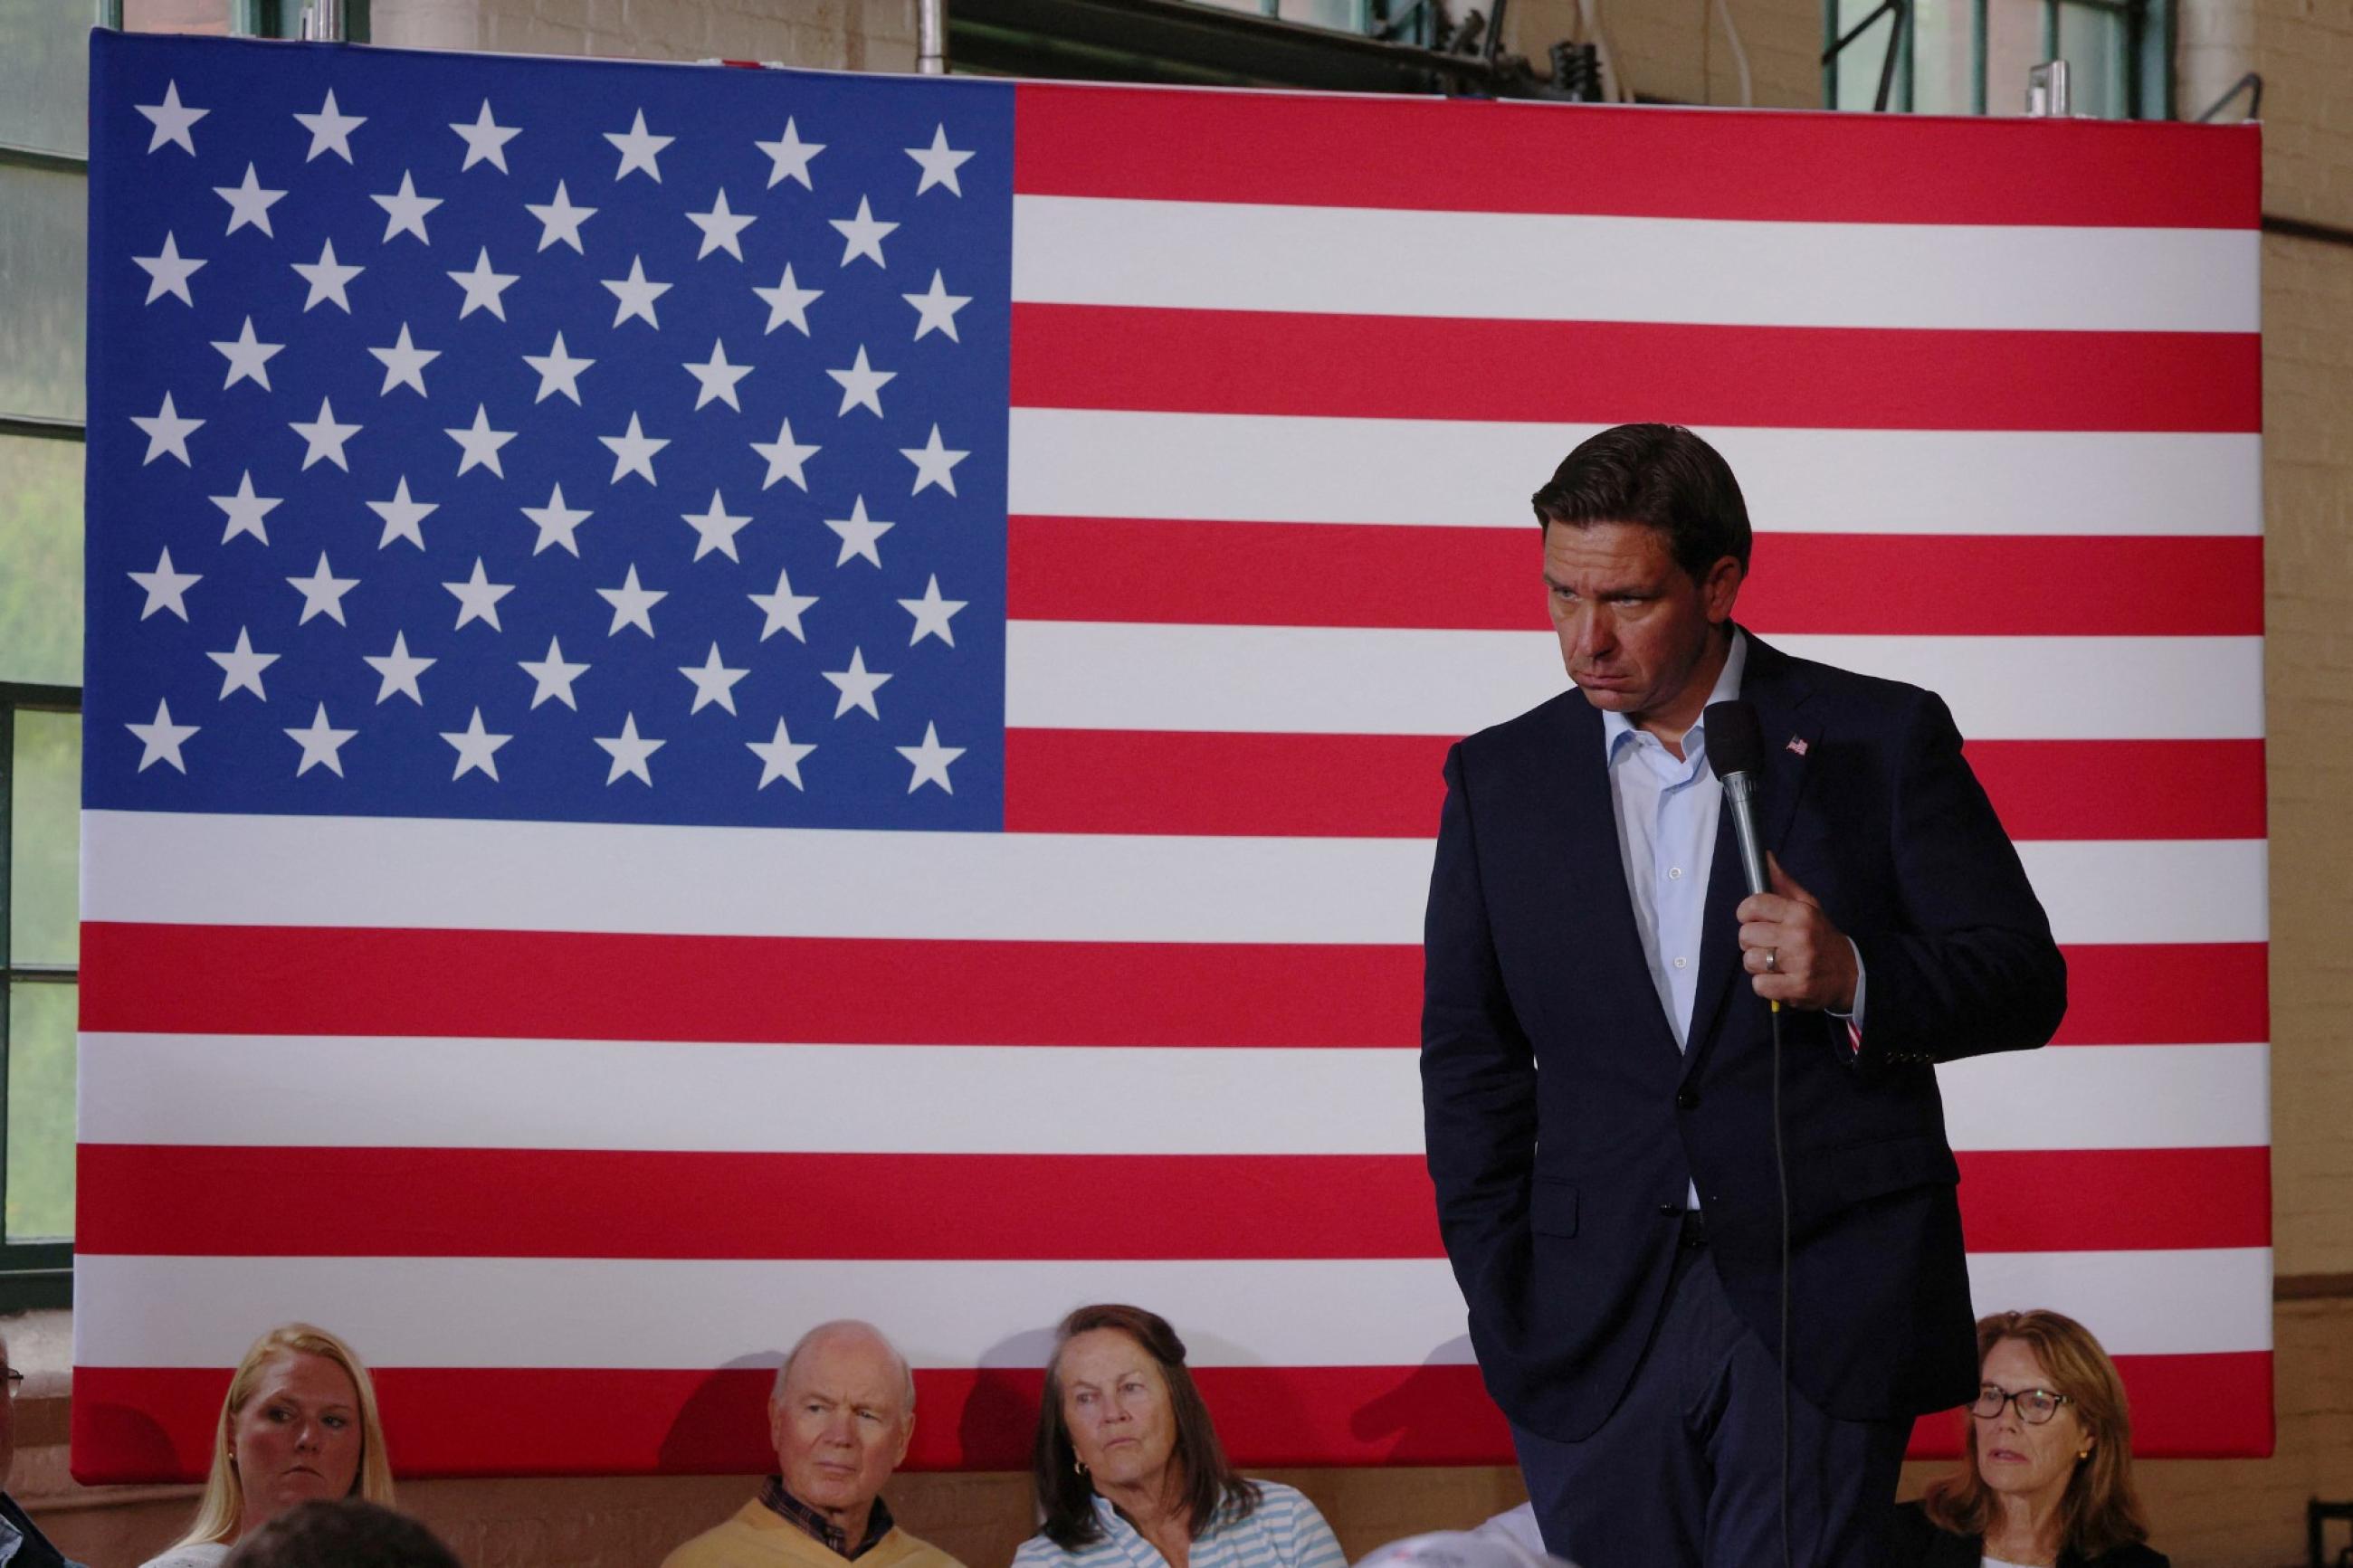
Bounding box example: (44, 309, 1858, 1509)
(1970, 1384, 2071, 1424)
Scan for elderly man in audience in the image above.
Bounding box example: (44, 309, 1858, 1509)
(664, 1322, 966, 1568)
(0, 1335, 82, 1568)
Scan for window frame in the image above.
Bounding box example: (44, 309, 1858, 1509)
(1823, 0, 2174, 119)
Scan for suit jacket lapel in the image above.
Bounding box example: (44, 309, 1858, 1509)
(1682, 632, 1818, 1081)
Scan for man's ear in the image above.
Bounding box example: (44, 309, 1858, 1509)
(768, 1398, 788, 1460)
(892, 1409, 916, 1469)
(1701, 554, 1745, 622)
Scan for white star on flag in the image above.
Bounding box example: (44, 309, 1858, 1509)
(605, 110, 673, 182)
(521, 483, 592, 556)
(679, 643, 750, 715)
(205, 626, 279, 700)
(365, 631, 435, 704)
(519, 636, 589, 709)
(286, 553, 358, 625)
(899, 575, 967, 646)
(442, 708, 513, 782)
(210, 470, 282, 545)
(750, 416, 820, 491)
(442, 709, 518, 784)
(451, 100, 521, 173)
(134, 233, 205, 306)
(600, 413, 668, 485)
(756, 119, 824, 190)
(826, 346, 895, 417)
(136, 81, 207, 156)
(449, 247, 519, 319)
(687, 188, 757, 260)
(292, 237, 362, 313)
(748, 565, 818, 642)
(597, 565, 666, 636)
(822, 646, 892, 719)
(900, 424, 968, 496)
(903, 271, 971, 342)
(523, 332, 594, 404)
(754, 263, 823, 337)
(683, 339, 753, 411)
(132, 391, 203, 466)
(905, 125, 975, 196)
(367, 477, 438, 550)
(897, 722, 965, 793)
(129, 546, 201, 621)
(369, 324, 440, 397)
(213, 317, 284, 390)
(293, 89, 366, 163)
(748, 717, 817, 791)
(127, 698, 199, 774)
(446, 404, 518, 478)
(681, 491, 754, 562)
(214, 164, 286, 236)
(526, 181, 596, 252)
(372, 171, 443, 243)
(830, 196, 898, 267)
(291, 396, 361, 471)
(445, 559, 515, 631)
(595, 713, 665, 784)
(824, 496, 894, 567)
(285, 703, 357, 777)
(603, 255, 672, 328)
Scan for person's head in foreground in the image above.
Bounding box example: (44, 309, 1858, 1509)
(155, 1324, 393, 1564)
(218, 1500, 458, 1568)
(1906, 1309, 2163, 1567)
(0, 1332, 80, 1568)
(1530, 422, 1751, 741)
(660, 1319, 961, 1568)
(1355, 1523, 1576, 1568)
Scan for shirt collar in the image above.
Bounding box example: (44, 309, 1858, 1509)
(759, 1477, 894, 1560)
(1601, 628, 1748, 764)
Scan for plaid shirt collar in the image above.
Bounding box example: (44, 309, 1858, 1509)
(759, 1477, 895, 1560)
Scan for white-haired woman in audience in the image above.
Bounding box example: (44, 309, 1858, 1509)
(141, 1325, 395, 1568)
(1016, 1304, 1346, 1568)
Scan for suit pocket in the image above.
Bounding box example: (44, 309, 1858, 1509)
(1530, 1178, 1579, 1237)
(1827, 1131, 1959, 1204)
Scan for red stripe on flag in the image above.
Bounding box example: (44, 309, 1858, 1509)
(1006, 518, 2263, 637)
(1013, 84, 2262, 230)
(76, 1146, 2264, 1260)
(66, 1352, 2272, 1483)
(78, 926, 2264, 1048)
(1008, 307, 2262, 432)
(1003, 728, 2263, 843)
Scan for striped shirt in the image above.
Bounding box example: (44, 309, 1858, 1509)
(1012, 1483, 1346, 1568)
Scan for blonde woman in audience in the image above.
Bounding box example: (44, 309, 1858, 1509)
(141, 1325, 395, 1568)
(1891, 1310, 2166, 1568)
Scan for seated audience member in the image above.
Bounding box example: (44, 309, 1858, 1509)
(140, 1324, 395, 1568)
(1358, 1521, 1571, 1568)
(662, 1321, 963, 1568)
(219, 1501, 459, 1568)
(1891, 1310, 2167, 1568)
(1015, 1304, 1347, 1568)
(0, 1335, 84, 1568)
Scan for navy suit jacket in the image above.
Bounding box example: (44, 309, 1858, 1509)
(1420, 631, 2066, 1442)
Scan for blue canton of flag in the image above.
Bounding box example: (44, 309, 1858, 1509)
(84, 32, 1013, 831)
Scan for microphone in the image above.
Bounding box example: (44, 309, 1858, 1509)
(1705, 698, 1770, 900)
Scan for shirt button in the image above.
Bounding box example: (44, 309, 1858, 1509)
(1672, 956, 1688, 970)
(1668, 867, 1682, 879)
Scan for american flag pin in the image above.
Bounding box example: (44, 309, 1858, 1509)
(1786, 736, 1810, 756)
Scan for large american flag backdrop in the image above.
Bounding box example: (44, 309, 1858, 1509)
(74, 29, 2269, 1480)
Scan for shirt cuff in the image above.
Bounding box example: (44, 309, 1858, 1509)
(1829, 938, 1866, 1052)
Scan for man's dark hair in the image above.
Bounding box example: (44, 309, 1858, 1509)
(221, 1501, 462, 1568)
(1530, 423, 1753, 582)
(1030, 1304, 1260, 1552)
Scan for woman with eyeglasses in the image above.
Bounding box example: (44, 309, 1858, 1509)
(1890, 1310, 2166, 1568)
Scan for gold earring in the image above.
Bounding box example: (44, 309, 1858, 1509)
(2076, 1449, 2091, 1460)
(1072, 1459, 1088, 1477)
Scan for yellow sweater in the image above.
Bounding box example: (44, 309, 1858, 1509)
(662, 1500, 967, 1568)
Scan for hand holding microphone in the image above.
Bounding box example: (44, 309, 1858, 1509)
(1706, 698, 1858, 1012)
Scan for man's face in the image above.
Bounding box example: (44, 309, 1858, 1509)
(768, 1332, 914, 1524)
(1543, 520, 1742, 734)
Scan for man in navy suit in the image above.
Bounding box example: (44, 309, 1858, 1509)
(1420, 424, 2066, 1568)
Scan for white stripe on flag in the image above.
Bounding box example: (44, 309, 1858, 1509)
(80, 1036, 2265, 1155)
(1011, 197, 2262, 334)
(71, 1249, 2268, 1369)
(1004, 623, 2267, 742)
(1006, 412, 2263, 537)
(81, 813, 2266, 946)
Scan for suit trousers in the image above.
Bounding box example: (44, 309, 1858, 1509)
(1510, 1229, 1910, 1568)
